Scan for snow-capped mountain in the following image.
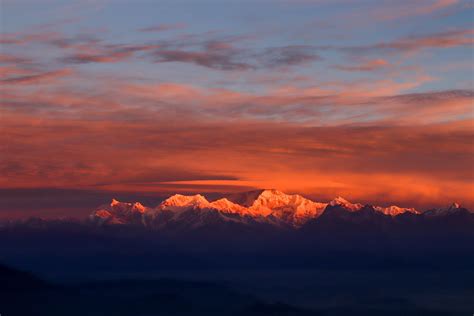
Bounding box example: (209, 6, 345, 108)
(328, 196, 363, 212)
(245, 189, 327, 225)
(90, 199, 148, 225)
(161, 194, 210, 211)
(375, 205, 419, 216)
(88, 189, 447, 229)
(141, 193, 269, 230)
(423, 202, 468, 217)
(209, 198, 254, 215)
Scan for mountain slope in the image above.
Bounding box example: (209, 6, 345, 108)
(88, 189, 469, 230)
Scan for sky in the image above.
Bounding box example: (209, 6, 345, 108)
(0, 0, 473, 218)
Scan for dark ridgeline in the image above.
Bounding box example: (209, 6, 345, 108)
(2, 263, 313, 316)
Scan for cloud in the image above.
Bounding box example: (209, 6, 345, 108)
(377, 89, 474, 123)
(0, 68, 73, 85)
(0, 61, 471, 209)
(61, 44, 158, 64)
(0, 54, 33, 65)
(383, 89, 474, 103)
(0, 29, 156, 65)
(371, 0, 460, 21)
(0, 30, 62, 45)
(3, 20, 466, 73)
(138, 23, 186, 32)
(258, 45, 321, 67)
(372, 29, 473, 51)
(150, 48, 251, 70)
(148, 42, 321, 70)
(333, 58, 389, 72)
(1, 111, 473, 209)
(2, 70, 468, 127)
(1, 28, 319, 69)
(345, 29, 473, 54)
(313, 28, 473, 58)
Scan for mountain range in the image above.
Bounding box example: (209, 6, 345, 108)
(89, 189, 470, 229)
(2, 189, 473, 279)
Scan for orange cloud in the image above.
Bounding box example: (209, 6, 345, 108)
(1, 108, 473, 210)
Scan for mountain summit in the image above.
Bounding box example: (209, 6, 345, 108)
(89, 189, 454, 229)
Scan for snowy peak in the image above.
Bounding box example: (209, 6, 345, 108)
(111, 198, 121, 207)
(89, 190, 469, 228)
(90, 199, 147, 225)
(94, 209, 112, 219)
(328, 196, 363, 212)
(160, 194, 210, 210)
(110, 199, 146, 214)
(329, 196, 349, 205)
(109, 198, 142, 209)
(424, 202, 465, 216)
(250, 189, 295, 216)
(258, 189, 289, 199)
(249, 189, 327, 225)
(375, 205, 419, 216)
(327, 197, 419, 216)
(251, 189, 317, 209)
(449, 202, 461, 210)
(209, 198, 250, 215)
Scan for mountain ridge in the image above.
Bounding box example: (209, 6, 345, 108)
(89, 189, 468, 229)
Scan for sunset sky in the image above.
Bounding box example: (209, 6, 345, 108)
(1, 0, 473, 217)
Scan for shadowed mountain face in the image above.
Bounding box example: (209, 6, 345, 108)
(0, 264, 48, 291)
(1, 263, 317, 316)
(2, 262, 474, 316)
